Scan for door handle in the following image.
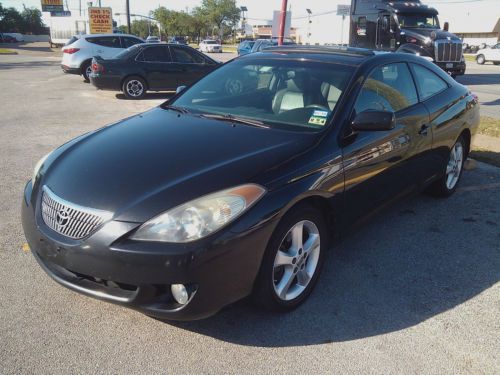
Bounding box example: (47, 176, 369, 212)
(419, 124, 430, 136)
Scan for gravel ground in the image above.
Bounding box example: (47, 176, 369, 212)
(0, 51, 499, 375)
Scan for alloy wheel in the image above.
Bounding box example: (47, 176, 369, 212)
(273, 220, 321, 301)
(446, 142, 464, 190)
(126, 80, 144, 97)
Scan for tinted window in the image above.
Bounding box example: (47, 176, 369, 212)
(141, 46, 171, 62)
(115, 44, 142, 60)
(122, 36, 142, 48)
(171, 47, 204, 64)
(65, 36, 79, 46)
(86, 36, 121, 48)
(354, 63, 418, 113)
(411, 64, 448, 101)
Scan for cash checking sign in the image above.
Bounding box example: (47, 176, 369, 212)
(89, 7, 113, 34)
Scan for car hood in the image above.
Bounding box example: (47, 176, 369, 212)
(402, 28, 461, 42)
(42, 108, 316, 222)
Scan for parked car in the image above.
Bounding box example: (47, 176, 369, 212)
(146, 36, 161, 43)
(199, 39, 222, 53)
(2, 32, 23, 42)
(237, 40, 255, 56)
(251, 38, 296, 53)
(0, 33, 18, 43)
(22, 46, 479, 320)
(61, 33, 144, 81)
(90, 44, 220, 99)
(169, 36, 187, 45)
(476, 42, 500, 65)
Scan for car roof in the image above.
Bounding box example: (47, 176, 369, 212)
(80, 33, 143, 39)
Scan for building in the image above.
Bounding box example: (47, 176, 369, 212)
(454, 18, 500, 47)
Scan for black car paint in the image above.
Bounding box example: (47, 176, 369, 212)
(90, 44, 220, 93)
(22, 49, 479, 320)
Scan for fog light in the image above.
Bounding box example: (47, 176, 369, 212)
(171, 284, 189, 305)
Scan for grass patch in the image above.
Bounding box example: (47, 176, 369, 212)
(464, 54, 476, 62)
(478, 117, 500, 138)
(0, 48, 17, 54)
(470, 148, 500, 167)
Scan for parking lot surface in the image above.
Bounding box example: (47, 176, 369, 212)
(0, 49, 499, 374)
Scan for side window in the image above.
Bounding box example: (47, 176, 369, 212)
(86, 36, 121, 48)
(354, 63, 418, 114)
(122, 37, 142, 49)
(410, 64, 449, 101)
(171, 47, 205, 64)
(142, 46, 171, 62)
(357, 17, 367, 35)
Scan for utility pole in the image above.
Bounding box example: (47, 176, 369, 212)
(126, 0, 131, 34)
(278, 0, 288, 45)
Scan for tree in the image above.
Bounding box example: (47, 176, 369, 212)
(129, 19, 159, 39)
(201, 0, 240, 39)
(20, 5, 45, 34)
(0, 4, 24, 33)
(0, 3, 45, 34)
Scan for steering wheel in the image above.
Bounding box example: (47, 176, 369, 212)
(306, 104, 330, 111)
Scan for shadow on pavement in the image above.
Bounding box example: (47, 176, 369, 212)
(482, 98, 500, 107)
(169, 192, 499, 347)
(457, 73, 500, 86)
(471, 150, 500, 167)
(115, 92, 175, 100)
(0, 61, 58, 70)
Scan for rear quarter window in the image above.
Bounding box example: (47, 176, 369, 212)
(410, 64, 449, 101)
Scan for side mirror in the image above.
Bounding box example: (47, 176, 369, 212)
(351, 110, 396, 132)
(176, 85, 187, 94)
(443, 22, 449, 32)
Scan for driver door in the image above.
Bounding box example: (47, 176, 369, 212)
(376, 13, 395, 51)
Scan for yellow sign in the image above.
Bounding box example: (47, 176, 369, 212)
(41, 0, 63, 12)
(89, 7, 113, 34)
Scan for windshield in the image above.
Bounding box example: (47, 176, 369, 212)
(170, 59, 354, 132)
(398, 13, 440, 29)
(115, 44, 141, 59)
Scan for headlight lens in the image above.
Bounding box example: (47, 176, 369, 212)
(130, 184, 266, 243)
(32, 152, 51, 183)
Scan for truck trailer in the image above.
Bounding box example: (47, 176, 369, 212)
(349, 0, 466, 77)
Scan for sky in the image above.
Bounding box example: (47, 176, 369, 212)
(2, 0, 499, 43)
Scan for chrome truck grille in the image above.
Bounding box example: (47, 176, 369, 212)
(435, 40, 462, 62)
(41, 186, 112, 240)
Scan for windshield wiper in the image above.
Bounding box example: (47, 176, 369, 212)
(165, 105, 190, 114)
(200, 113, 270, 129)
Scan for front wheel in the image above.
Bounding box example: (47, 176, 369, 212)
(426, 136, 466, 197)
(122, 76, 147, 99)
(476, 54, 486, 65)
(253, 205, 328, 312)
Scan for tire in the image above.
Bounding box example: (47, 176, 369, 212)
(253, 204, 328, 312)
(426, 136, 466, 198)
(81, 61, 92, 82)
(122, 76, 147, 100)
(476, 54, 486, 65)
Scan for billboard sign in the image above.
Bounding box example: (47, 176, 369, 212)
(50, 10, 71, 17)
(41, 0, 64, 12)
(88, 7, 113, 34)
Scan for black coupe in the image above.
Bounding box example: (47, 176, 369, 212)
(89, 43, 220, 99)
(22, 46, 479, 320)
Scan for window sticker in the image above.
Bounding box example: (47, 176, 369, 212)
(308, 110, 330, 126)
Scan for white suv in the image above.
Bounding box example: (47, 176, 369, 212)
(61, 34, 144, 81)
(199, 40, 222, 53)
(476, 43, 500, 65)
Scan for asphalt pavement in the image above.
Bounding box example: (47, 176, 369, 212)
(0, 49, 499, 374)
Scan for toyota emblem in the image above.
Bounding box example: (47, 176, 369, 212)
(56, 208, 70, 228)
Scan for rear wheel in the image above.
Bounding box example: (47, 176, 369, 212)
(122, 76, 147, 99)
(476, 54, 486, 65)
(426, 136, 466, 197)
(253, 205, 328, 312)
(81, 61, 92, 82)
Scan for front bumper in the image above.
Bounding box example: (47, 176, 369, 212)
(435, 61, 466, 76)
(22, 181, 275, 320)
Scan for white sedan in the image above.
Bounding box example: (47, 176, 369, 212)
(199, 40, 222, 53)
(476, 43, 500, 65)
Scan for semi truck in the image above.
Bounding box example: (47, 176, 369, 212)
(349, 0, 466, 77)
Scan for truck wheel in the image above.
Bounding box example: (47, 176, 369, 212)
(476, 54, 486, 65)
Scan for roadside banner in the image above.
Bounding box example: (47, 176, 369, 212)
(89, 7, 113, 34)
(41, 0, 64, 12)
(50, 10, 71, 17)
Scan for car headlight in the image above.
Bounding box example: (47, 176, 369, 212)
(130, 184, 266, 243)
(32, 152, 51, 183)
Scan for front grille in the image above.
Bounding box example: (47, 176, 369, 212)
(41, 186, 112, 240)
(435, 40, 462, 62)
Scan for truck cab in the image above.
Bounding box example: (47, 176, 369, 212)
(350, 0, 466, 77)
